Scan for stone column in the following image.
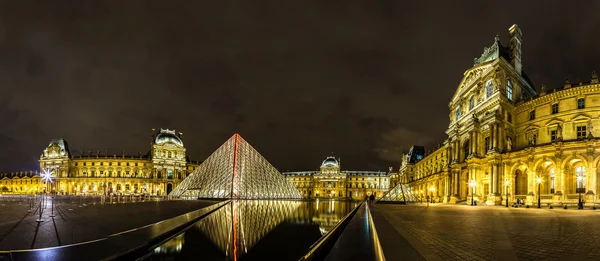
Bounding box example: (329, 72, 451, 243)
(498, 126, 504, 151)
(455, 140, 460, 162)
(492, 124, 498, 149)
(470, 131, 475, 156)
(493, 164, 499, 194)
(474, 131, 479, 156)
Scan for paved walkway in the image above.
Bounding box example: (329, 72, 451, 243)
(373, 203, 600, 261)
(0, 195, 219, 250)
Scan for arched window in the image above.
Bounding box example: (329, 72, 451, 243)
(576, 166, 586, 193)
(455, 106, 461, 121)
(506, 79, 513, 101)
(469, 96, 474, 110)
(550, 168, 555, 194)
(486, 80, 493, 99)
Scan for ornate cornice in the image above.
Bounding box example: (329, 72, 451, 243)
(515, 84, 600, 114)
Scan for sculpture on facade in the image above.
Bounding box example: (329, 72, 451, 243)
(527, 133, 536, 145)
(506, 137, 512, 151)
(557, 124, 563, 140)
(589, 120, 594, 138)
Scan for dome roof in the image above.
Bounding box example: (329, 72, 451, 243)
(155, 129, 183, 146)
(321, 157, 339, 167)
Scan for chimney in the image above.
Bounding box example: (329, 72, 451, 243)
(508, 24, 522, 75)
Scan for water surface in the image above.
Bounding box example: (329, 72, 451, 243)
(144, 199, 358, 261)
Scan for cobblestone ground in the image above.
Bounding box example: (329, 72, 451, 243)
(375, 203, 600, 261)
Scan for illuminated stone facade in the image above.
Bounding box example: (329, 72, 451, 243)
(284, 157, 390, 200)
(395, 24, 600, 206)
(1, 128, 200, 195)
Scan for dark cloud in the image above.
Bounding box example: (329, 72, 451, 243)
(1, 1, 600, 172)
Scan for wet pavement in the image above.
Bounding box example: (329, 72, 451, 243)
(373, 203, 600, 261)
(0, 194, 219, 250)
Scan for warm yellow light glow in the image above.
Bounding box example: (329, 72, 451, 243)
(536, 177, 542, 184)
(429, 186, 435, 192)
(468, 180, 476, 188)
(504, 180, 510, 186)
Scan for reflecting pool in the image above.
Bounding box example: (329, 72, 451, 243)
(143, 199, 358, 261)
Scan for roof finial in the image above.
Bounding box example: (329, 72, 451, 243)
(592, 70, 599, 84)
(495, 34, 500, 41)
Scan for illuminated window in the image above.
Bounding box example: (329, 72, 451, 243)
(168, 170, 173, 179)
(576, 166, 586, 193)
(506, 79, 513, 101)
(577, 98, 585, 109)
(529, 110, 535, 120)
(455, 106, 461, 121)
(576, 125, 587, 139)
(469, 96, 474, 110)
(551, 103, 558, 114)
(486, 80, 493, 98)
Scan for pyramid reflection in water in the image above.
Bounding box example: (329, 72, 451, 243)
(149, 200, 358, 261)
(196, 200, 301, 260)
(169, 134, 302, 199)
(378, 183, 417, 203)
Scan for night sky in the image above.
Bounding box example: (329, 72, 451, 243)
(1, 1, 599, 173)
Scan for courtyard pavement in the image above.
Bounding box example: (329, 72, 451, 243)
(0, 194, 219, 250)
(372, 203, 600, 261)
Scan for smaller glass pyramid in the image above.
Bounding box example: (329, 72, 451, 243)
(378, 183, 417, 203)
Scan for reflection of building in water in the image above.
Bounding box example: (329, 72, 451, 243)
(284, 157, 391, 199)
(195, 200, 301, 260)
(153, 233, 185, 254)
(284, 200, 356, 235)
(0, 128, 200, 195)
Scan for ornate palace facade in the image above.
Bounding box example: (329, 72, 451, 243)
(0, 128, 200, 195)
(394, 24, 600, 206)
(284, 157, 390, 200)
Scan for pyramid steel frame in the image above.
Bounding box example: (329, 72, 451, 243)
(169, 134, 303, 199)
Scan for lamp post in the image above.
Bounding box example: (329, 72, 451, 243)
(428, 186, 435, 206)
(468, 180, 476, 206)
(41, 169, 54, 194)
(504, 180, 510, 208)
(577, 176, 583, 209)
(536, 177, 542, 208)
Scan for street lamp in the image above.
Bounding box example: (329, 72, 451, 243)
(577, 176, 584, 209)
(536, 177, 542, 208)
(41, 169, 54, 194)
(428, 186, 435, 205)
(504, 180, 510, 208)
(468, 180, 476, 206)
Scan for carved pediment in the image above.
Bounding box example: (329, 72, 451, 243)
(571, 113, 591, 122)
(524, 124, 540, 132)
(544, 118, 565, 127)
(450, 64, 492, 104)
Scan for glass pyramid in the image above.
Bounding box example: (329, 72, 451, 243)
(378, 183, 418, 203)
(169, 134, 303, 199)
